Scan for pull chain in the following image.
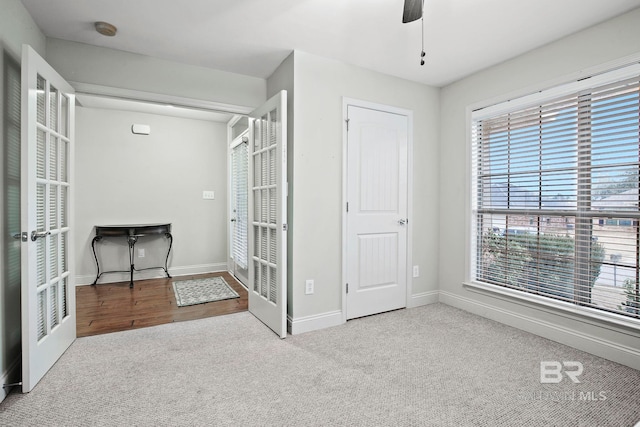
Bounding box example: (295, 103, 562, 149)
(420, 3, 426, 66)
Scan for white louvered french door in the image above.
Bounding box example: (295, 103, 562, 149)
(21, 45, 76, 392)
(248, 91, 287, 338)
(230, 133, 249, 284)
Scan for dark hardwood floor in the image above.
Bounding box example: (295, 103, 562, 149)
(76, 272, 248, 337)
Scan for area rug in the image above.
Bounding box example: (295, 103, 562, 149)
(172, 277, 239, 307)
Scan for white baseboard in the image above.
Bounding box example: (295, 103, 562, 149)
(407, 290, 439, 308)
(75, 262, 228, 286)
(169, 263, 228, 278)
(1, 356, 21, 402)
(287, 292, 438, 335)
(288, 310, 344, 335)
(439, 290, 640, 371)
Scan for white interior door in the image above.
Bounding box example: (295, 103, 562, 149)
(248, 91, 287, 338)
(346, 105, 408, 320)
(21, 45, 76, 392)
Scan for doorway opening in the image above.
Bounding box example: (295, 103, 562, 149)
(71, 87, 253, 336)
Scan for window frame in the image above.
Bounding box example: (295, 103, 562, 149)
(466, 62, 640, 330)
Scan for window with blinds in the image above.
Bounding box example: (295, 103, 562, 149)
(471, 64, 640, 321)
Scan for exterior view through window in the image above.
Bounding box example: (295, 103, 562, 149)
(471, 65, 640, 320)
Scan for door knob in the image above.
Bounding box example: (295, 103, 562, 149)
(398, 219, 407, 226)
(31, 230, 50, 241)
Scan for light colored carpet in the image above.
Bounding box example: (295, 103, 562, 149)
(172, 277, 239, 307)
(0, 303, 638, 426)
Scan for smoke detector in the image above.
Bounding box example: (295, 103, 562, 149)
(95, 21, 117, 37)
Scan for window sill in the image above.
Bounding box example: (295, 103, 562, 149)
(463, 280, 640, 336)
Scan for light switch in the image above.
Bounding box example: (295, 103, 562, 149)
(203, 191, 215, 200)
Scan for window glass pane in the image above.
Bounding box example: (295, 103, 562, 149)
(60, 94, 69, 137)
(61, 277, 68, 318)
(61, 231, 67, 274)
(37, 183, 45, 231)
(61, 139, 68, 183)
(50, 283, 59, 328)
(36, 75, 46, 126)
(61, 185, 68, 228)
(50, 233, 59, 279)
(37, 129, 46, 179)
(37, 290, 47, 341)
(36, 237, 45, 287)
(50, 183, 58, 230)
(49, 136, 58, 180)
(49, 85, 58, 132)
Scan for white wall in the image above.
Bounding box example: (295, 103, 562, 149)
(0, 0, 46, 402)
(46, 39, 266, 109)
(267, 51, 440, 333)
(439, 8, 640, 369)
(75, 107, 229, 284)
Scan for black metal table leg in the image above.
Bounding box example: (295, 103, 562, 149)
(92, 223, 172, 287)
(91, 236, 103, 285)
(127, 235, 139, 288)
(164, 232, 173, 278)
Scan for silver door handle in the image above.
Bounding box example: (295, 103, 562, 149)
(398, 219, 407, 226)
(31, 230, 50, 241)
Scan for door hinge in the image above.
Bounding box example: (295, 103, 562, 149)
(345, 118, 350, 131)
(346, 283, 349, 294)
(346, 202, 349, 213)
(283, 223, 288, 231)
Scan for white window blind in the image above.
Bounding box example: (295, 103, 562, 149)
(231, 141, 249, 269)
(471, 65, 640, 321)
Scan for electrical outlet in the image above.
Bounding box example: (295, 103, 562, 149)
(138, 248, 145, 258)
(413, 265, 419, 278)
(305, 279, 314, 295)
(202, 190, 215, 200)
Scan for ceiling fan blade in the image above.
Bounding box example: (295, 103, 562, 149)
(402, 0, 423, 23)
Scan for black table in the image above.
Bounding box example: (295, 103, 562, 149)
(91, 223, 172, 288)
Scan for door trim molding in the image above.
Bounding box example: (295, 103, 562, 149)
(71, 82, 254, 116)
(341, 98, 414, 323)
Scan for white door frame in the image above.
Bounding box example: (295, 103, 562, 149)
(341, 98, 414, 323)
